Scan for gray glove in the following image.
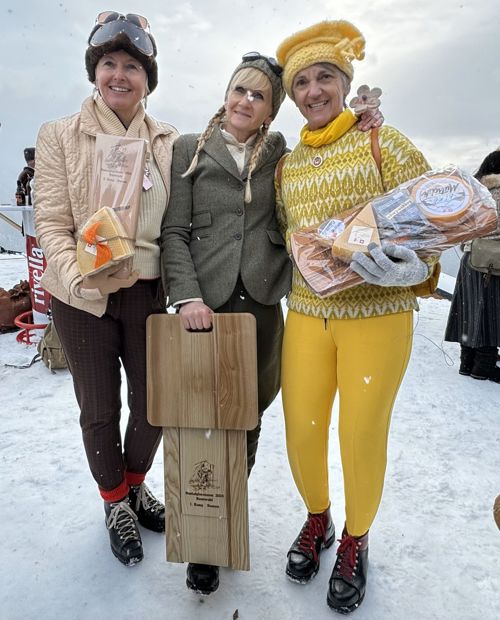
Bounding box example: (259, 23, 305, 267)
(350, 242, 429, 287)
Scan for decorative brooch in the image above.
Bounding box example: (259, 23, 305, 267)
(349, 85, 382, 115)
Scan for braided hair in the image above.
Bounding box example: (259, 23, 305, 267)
(181, 105, 226, 178)
(182, 68, 273, 203)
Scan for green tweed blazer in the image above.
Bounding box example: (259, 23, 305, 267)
(161, 127, 292, 308)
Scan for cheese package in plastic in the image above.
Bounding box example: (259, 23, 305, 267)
(77, 207, 135, 276)
(331, 203, 380, 261)
(290, 166, 498, 298)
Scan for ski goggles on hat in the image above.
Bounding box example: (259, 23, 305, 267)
(241, 52, 283, 77)
(88, 12, 155, 57)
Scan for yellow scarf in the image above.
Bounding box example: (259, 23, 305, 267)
(300, 109, 357, 148)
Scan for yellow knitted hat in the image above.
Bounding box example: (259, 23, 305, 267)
(276, 20, 365, 99)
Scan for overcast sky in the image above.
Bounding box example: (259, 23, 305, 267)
(1, 0, 499, 204)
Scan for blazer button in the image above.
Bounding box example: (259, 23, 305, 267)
(234, 233, 242, 240)
(236, 208, 243, 216)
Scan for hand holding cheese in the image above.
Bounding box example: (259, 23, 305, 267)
(350, 243, 429, 287)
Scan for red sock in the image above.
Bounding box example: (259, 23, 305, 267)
(100, 479, 129, 503)
(125, 471, 146, 487)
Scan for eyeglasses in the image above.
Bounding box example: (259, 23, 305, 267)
(88, 12, 155, 57)
(241, 52, 283, 77)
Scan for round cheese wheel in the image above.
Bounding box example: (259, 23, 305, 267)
(411, 174, 472, 226)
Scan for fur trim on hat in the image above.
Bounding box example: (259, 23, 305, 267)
(85, 33, 158, 93)
(476, 150, 500, 180)
(480, 173, 500, 191)
(276, 20, 365, 99)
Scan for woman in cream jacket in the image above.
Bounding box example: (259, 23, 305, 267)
(35, 12, 177, 566)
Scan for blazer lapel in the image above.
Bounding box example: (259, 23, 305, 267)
(203, 127, 242, 180)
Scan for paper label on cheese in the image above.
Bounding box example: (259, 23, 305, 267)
(84, 235, 107, 256)
(347, 225, 374, 247)
(318, 219, 345, 240)
(413, 177, 471, 218)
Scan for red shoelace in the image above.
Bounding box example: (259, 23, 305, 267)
(335, 534, 360, 580)
(298, 514, 328, 561)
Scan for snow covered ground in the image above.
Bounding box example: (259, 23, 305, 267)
(1, 253, 499, 620)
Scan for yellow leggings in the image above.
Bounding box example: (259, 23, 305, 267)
(281, 310, 413, 537)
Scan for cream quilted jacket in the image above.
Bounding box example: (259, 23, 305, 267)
(34, 96, 178, 316)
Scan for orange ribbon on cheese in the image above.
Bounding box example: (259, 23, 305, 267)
(82, 222, 113, 269)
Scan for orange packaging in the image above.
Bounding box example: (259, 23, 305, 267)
(290, 166, 498, 298)
(77, 207, 135, 276)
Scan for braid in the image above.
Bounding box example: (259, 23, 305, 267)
(182, 105, 226, 177)
(244, 124, 270, 203)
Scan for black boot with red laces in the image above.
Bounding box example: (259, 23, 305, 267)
(327, 529, 369, 614)
(286, 507, 335, 584)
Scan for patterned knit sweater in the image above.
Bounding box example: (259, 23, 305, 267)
(276, 125, 431, 319)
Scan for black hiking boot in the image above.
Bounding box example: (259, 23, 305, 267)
(129, 482, 165, 532)
(470, 346, 500, 382)
(327, 529, 369, 614)
(286, 508, 335, 584)
(459, 345, 475, 376)
(186, 563, 220, 595)
(104, 498, 143, 566)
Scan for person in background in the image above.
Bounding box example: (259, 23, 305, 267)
(162, 48, 382, 595)
(275, 20, 437, 613)
(445, 149, 500, 382)
(16, 147, 35, 206)
(34, 12, 178, 566)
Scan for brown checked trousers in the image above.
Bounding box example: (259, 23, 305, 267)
(51, 279, 164, 493)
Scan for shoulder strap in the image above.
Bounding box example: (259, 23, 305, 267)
(275, 153, 290, 188)
(370, 127, 382, 175)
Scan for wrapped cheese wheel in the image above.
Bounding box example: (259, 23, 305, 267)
(77, 206, 135, 276)
(290, 166, 498, 297)
(411, 174, 472, 226)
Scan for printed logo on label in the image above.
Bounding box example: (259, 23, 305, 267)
(188, 459, 218, 492)
(415, 178, 470, 216)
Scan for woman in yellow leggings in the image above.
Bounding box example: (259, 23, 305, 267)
(282, 311, 413, 531)
(275, 20, 436, 613)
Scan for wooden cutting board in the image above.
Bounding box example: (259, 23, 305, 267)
(147, 313, 258, 430)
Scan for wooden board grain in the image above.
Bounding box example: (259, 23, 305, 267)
(163, 427, 250, 568)
(147, 314, 258, 430)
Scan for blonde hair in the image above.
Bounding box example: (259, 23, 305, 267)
(227, 67, 272, 96)
(182, 67, 272, 203)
